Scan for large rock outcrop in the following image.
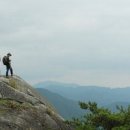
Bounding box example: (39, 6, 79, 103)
(0, 75, 73, 130)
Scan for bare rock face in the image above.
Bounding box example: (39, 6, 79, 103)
(0, 76, 73, 130)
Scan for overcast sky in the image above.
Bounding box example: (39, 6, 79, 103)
(0, 0, 130, 87)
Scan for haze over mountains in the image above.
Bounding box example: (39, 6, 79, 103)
(35, 81, 130, 119)
(36, 88, 86, 119)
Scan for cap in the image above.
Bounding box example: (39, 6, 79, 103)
(7, 53, 12, 56)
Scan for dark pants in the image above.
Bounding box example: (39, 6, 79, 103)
(6, 64, 13, 77)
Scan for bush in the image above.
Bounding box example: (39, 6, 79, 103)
(70, 101, 130, 130)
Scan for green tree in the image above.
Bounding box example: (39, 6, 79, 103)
(70, 101, 130, 130)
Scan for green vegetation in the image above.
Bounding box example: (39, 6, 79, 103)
(9, 79, 17, 89)
(0, 99, 32, 111)
(69, 101, 130, 130)
(46, 107, 53, 116)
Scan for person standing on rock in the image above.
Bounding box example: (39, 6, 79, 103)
(2, 53, 13, 77)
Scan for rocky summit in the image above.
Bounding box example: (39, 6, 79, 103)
(0, 75, 73, 130)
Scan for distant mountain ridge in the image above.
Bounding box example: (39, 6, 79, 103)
(36, 88, 85, 119)
(35, 81, 130, 105)
(35, 81, 130, 119)
(106, 101, 130, 112)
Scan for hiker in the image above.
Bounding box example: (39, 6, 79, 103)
(3, 53, 13, 77)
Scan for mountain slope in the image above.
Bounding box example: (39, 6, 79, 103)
(36, 88, 85, 119)
(106, 101, 130, 112)
(35, 81, 130, 106)
(0, 76, 73, 130)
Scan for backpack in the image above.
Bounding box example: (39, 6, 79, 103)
(2, 56, 8, 65)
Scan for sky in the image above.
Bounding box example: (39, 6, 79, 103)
(0, 0, 130, 88)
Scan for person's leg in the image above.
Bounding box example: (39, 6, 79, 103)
(10, 66, 13, 76)
(6, 65, 9, 77)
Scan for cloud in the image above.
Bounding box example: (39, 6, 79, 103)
(0, 0, 130, 87)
